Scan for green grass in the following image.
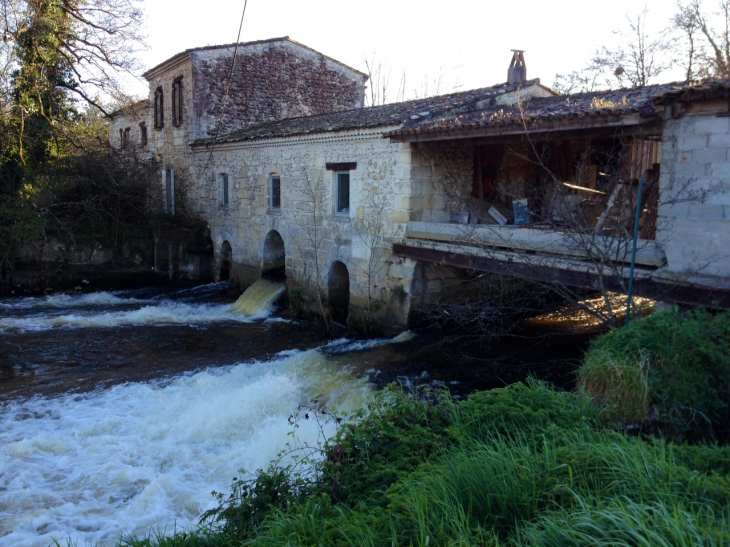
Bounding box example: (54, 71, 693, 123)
(579, 307, 730, 442)
(118, 380, 730, 546)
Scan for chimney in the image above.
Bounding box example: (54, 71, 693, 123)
(507, 50, 526, 84)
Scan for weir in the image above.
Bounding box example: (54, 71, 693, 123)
(230, 278, 287, 317)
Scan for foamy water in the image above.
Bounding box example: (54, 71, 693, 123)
(0, 344, 372, 546)
(0, 281, 285, 333)
(0, 291, 150, 310)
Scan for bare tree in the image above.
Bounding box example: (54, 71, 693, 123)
(4, 0, 145, 115)
(673, 1, 704, 80)
(681, 0, 730, 78)
(591, 7, 669, 88)
(296, 175, 332, 334)
(351, 198, 395, 332)
(411, 68, 444, 100)
(363, 52, 407, 106)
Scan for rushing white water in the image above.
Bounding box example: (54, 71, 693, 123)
(0, 291, 150, 310)
(0, 281, 284, 334)
(0, 343, 372, 547)
(0, 302, 267, 333)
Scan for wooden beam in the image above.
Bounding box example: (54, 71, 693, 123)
(393, 243, 730, 308)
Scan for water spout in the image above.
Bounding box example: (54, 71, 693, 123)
(231, 278, 286, 317)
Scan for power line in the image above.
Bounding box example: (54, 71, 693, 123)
(200, 0, 248, 178)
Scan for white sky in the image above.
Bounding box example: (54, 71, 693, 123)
(125, 0, 686, 99)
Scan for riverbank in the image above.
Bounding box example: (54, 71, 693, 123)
(116, 307, 730, 546)
(121, 381, 730, 546)
(0, 282, 597, 545)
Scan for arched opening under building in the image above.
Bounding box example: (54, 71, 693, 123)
(262, 230, 286, 281)
(328, 261, 350, 323)
(219, 240, 232, 281)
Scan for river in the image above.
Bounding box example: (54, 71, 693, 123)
(0, 281, 587, 546)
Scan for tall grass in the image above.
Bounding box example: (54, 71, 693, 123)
(579, 307, 730, 441)
(117, 379, 730, 546)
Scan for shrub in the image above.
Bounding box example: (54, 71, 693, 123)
(579, 308, 730, 442)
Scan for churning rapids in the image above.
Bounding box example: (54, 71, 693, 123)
(0, 280, 587, 546)
(0, 281, 418, 546)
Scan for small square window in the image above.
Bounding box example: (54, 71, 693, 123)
(270, 175, 281, 209)
(335, 172, 350, 215)
(220, 174, 229, 207)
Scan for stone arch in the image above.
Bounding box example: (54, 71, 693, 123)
(328, 260, 350, 323)
(218, 240, 232, 281)
(262, 230, 286, 278)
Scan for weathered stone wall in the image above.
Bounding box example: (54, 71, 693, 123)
(109, 101, 150, 150)
(144, 56, 196, 196)
(190, 41, 366, 139)
(406, 144, 473, 222)
(656, 102, 730, 283)
(189, 128, 418, 329)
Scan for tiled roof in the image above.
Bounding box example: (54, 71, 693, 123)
(194, 80, 547, 145)
(385, 79, 730, 140)
(192, 78, 730, 146)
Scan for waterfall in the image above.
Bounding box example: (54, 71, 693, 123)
(231, 278, 286, 317)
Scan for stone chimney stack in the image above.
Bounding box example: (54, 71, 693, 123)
(507, 50, 527, 84)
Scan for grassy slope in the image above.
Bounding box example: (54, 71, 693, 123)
(120, 381, 730, 547)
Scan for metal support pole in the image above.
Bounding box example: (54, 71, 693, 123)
(626, 176, 645, 327)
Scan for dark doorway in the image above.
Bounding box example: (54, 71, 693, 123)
(219, 241, 232, 281)
(328, 261, 350, 323)
(263, 231, 286, 279)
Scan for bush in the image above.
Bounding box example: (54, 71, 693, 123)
(579, 308, 730, 442)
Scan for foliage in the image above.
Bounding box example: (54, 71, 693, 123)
(579, 307, 730, 442)
(1, 141, 163, 270)
(0, 0, 148, 275)
(118, 379, 730, 546)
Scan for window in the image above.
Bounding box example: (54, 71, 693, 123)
(154, 86, 164, 129)
(172, 76, 183, 127)
(119, 127, 130, 148)
(220, 174, 229, 207)
(334, 171, 350, 215)
(270, 175, 281, 210)
(139, 122, 147, 147)
(164, 167, 175, 215)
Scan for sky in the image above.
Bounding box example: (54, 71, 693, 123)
(124, 0, 687, 100)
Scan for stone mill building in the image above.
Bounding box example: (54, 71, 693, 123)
(111, 38, 730, 330)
